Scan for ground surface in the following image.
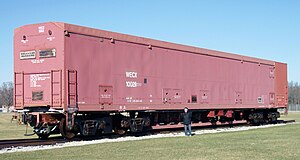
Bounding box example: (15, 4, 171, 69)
(0, 112, 299, 160)
(0, 113, 35, 140)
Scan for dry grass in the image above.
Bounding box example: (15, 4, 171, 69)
(279, 111, 300, 122)
(0, 113, 33, 140)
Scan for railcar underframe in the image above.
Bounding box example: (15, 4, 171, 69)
(22, 108, 280, 139)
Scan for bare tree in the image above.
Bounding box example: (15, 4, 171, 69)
(289, 81, 300, 104)
(0, 82, 14, 107)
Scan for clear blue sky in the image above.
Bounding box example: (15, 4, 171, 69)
(0, 0, 299, 84)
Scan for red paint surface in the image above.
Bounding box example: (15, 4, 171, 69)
(14, 22, 288, 112)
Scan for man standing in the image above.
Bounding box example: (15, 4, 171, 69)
(183, 107, 192, 136)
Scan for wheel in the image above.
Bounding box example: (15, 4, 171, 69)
(59, 118, 76, 139)
(115, 128, 127, 135)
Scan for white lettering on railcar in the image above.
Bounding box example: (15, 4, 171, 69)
(21, 39, 28, 44)
(125, 97, 143, 103)
(125, 71, 137, 78)
(126, 81, 142, 88)
(38, 26, 45, 33)
(30, 75, 38, 87)
(132, 99, 143, 103)
(30, 74, 50, 88)
(47, 37, 55, 41)
(174, 95, 181, 99)
(31, 59, 45, 64)
(100, 94, 111, 99)
(125, 71, 142, 88)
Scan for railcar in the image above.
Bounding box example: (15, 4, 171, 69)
(14, 22, 288, 139)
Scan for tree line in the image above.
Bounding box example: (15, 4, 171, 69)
(0, 81, 300, 107)
(289, 81, 300, 104)
(0, 82, 13, 107)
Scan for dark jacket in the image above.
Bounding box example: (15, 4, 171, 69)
(183, 111, 192, 125)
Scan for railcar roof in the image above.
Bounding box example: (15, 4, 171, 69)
(17, 22, 276, 66)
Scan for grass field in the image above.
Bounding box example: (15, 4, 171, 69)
(279, 111, 300, 122)
(0, 113, 34, 140)
(0, 112, 299, 160)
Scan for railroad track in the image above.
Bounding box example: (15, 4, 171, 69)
(0, 137, 77, 150)
(0, 120, 295, 150)
(277, 120, 296, 124)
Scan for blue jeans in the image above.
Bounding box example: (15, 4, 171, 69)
(184, 124, 192, 136)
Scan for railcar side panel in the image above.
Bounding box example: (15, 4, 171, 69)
(65, 32, 275, 112)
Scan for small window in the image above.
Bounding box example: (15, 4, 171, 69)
(39, 48, 56, 58)
(144, 78, 147, 84)
(191, 95, 197, 103)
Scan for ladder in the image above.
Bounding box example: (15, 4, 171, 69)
(67, 70, 78, 111)
(14, 72, 24, 109)
(50, 70, 62, 107)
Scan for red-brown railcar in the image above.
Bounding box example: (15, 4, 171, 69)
(14, 22, 288, 139)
